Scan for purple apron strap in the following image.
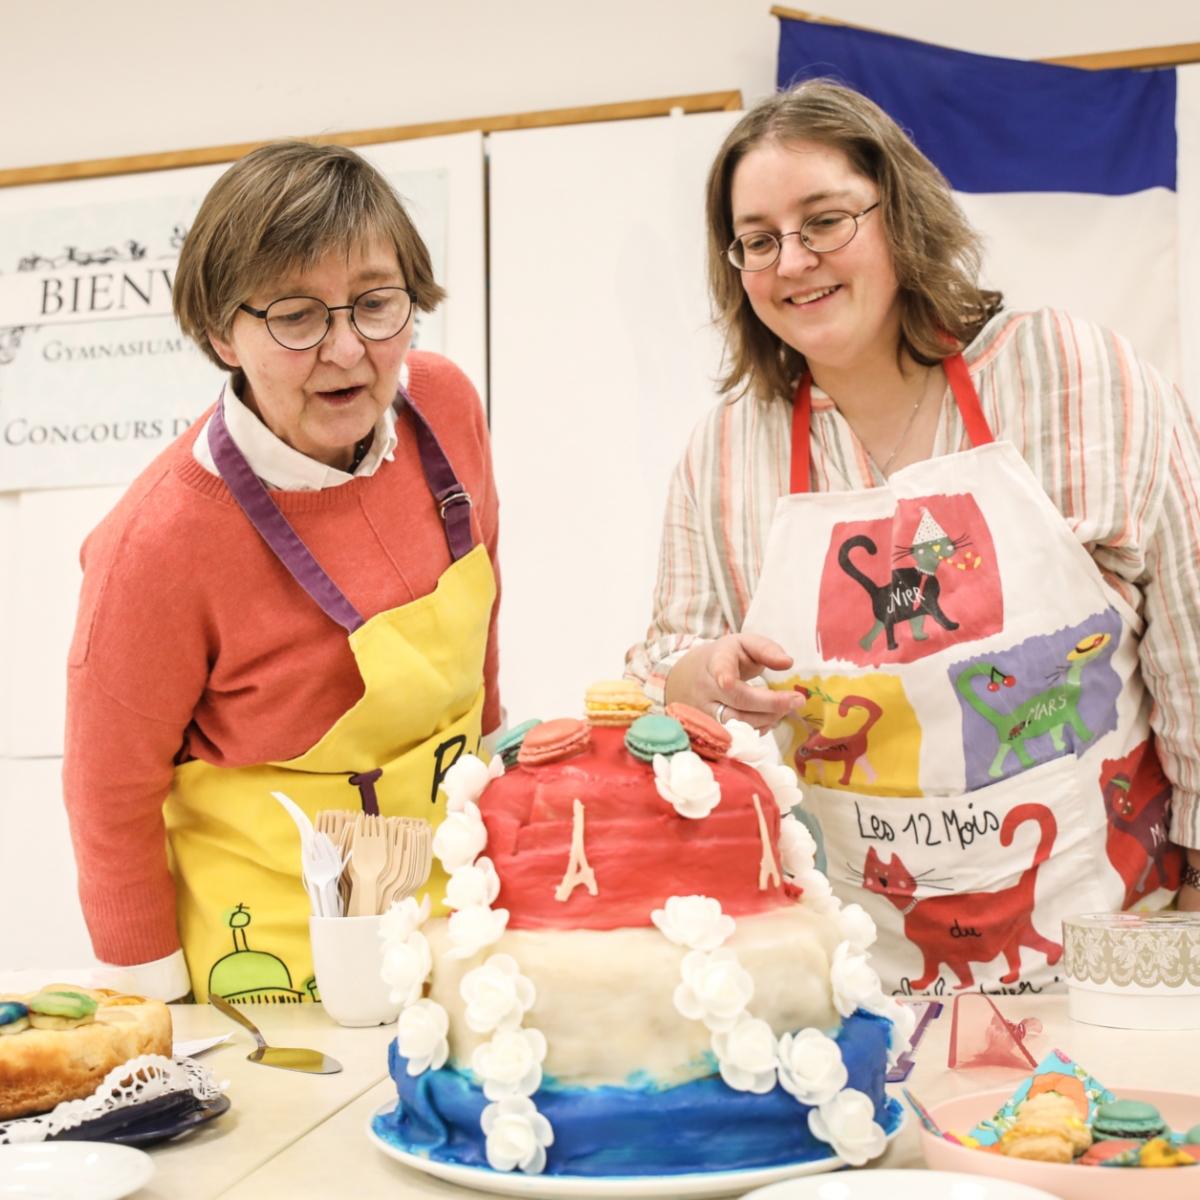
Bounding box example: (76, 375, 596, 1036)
(209, 400, 366, 632)
(209, 387, 477, 631)
(402, 388, 476, 562)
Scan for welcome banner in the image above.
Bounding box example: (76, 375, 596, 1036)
(777, 17, 1200, 409)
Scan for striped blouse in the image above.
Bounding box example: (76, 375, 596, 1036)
(625, 308, 1200, 849)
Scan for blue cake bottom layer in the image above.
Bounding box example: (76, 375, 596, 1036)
(372, 1010, 898, 1177)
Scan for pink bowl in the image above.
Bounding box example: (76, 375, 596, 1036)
(919, 1086, 1200, 1200)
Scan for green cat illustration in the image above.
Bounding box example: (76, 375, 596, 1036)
(956, 632, 1113, 777)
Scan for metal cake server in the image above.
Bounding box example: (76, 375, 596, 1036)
(209, 994, 343, 1074)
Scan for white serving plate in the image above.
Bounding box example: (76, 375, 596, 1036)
(0, 1142, 154, 1200)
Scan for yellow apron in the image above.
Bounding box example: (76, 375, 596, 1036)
(164, 393, 495, 1002)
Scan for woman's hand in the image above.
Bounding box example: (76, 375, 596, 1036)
(664, 633, 800, 732)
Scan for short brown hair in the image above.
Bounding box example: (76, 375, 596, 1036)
(174, 141, 445, 370)
(706, 80, 1002, 401)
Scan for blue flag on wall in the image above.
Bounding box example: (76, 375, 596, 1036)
(775, 16, 1198, 403)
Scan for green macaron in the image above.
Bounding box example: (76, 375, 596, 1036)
(495, 719, 542, 768)
(1184, 1124, 1200, 1145)
(1091, 1098, 1166, 1141)
(624, 714, 690, 762)
(27, 989, 98, 1020)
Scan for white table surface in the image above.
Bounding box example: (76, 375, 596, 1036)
(127, 996, 1194, 1199)
(126, 1003, 394, 1200)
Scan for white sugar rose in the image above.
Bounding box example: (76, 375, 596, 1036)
(794, 867, 840, 913)
(481, 1096, 554, 1174)
(379, 893, 431, 943)
(725, 719, 777, 768)
(712, 1015, 778, 1094)
(830, 942, 886, 1019)
(837, 903, 877, 953)
(446, 904, 510, 959)
(472, 1027, 548, 1100)
(650, 895, 735, 952)
(433, 807, 488, 871)
(653, 750, 721, 819)
(445, 857, 501, 911)
(673, 948, 755, 1033)
(395, 998, 449, 1076)
(379, 931, 432, 1006)
(442, 752, 504, 813)
(460, 954, 536, 1034)
(777, 1028, 848, 1105)
(778, 816, 817, 878)
(759, 761, 804, 814)
(808, 1088, 887, 1166)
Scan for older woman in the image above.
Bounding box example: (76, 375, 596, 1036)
(628, 81, 1200, 994)
(64, 142, 500, 1002)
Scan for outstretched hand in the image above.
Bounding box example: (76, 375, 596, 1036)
(664, 633, 800, 732)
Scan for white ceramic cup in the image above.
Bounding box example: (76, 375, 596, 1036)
(309, 914, 401, 1027)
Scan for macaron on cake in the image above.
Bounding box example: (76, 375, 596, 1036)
(0, 1002, 30, 1036)
(666, 702, 732, 761)
(623, 713, 690, 763)
(584, 680, 651, 727)
(495, 718, 542, 767)
(517, 717, 591, 766)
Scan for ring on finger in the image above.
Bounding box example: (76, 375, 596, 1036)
(714, 702, 728, 725)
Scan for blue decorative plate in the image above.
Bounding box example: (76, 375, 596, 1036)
(50, 1092, 231, 1147)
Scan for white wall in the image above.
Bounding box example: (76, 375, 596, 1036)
(2, 0, 1197, 970)
(3, 1, 1195, 171)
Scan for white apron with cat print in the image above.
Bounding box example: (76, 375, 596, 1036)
(742, 354, 1180, 996)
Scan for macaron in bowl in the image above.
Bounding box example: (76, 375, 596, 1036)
(920, 1086, 1200, 1200)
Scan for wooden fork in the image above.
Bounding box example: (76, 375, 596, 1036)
(377, 818, 434, 911)
(347, 815, 389, 916)
(316, 809, 356, 909)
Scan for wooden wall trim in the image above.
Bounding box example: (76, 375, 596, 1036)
(0, 90, 743, 190)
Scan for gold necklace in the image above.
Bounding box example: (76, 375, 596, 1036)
(876, 366, 938, 478)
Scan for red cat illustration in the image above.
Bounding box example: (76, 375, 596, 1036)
(1102, 742, 1183, 906)
(793, 687, 882, 787)
(862, 803, 1063, 990)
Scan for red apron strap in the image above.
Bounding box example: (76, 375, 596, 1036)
(942, 353, 995, 448)
(789, 375, 813, 495)
(788, 354, 994, 495)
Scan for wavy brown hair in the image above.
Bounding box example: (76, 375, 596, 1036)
(707, 80, 1002, 401)
(174, 141, 445, 371)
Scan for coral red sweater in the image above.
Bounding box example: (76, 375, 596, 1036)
(63, 352, 501, 965)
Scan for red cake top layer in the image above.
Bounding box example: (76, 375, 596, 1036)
(480, 724, 792, 931)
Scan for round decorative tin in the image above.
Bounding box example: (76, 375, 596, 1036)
(1063, 912, 1200, 1030)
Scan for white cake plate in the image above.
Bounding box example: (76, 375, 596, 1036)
(366, 1101, 905, 1199)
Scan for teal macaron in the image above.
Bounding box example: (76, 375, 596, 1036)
(1091, 1098, 1166, 1141)
(495, 719, 542, 768)
(0, 1001, 30, 1035)
(624, 714, 690, 762)
(1184, 1123, 1200, 1145)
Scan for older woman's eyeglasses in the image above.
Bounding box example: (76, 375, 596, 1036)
(726, 203, 880, 271)
(239, 286, 414, 351)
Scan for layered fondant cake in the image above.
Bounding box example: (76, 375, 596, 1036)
(371, 693, 911, 1179)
